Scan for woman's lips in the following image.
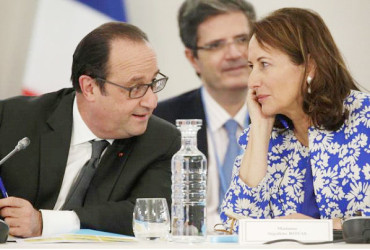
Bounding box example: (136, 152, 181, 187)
(257, 95, 269, 103)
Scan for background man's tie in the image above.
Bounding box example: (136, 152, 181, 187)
(219, 119, 239, 208)
(63, 140, 109, 210)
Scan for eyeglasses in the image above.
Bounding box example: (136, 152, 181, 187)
(194, 34, 250, 52)
(94, 72, 168, 99)
(213, 212, 240, 235)
(213, 220, 236, 235)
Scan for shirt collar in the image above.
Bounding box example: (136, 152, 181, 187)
(201, 87, 247, 132)
(71, 97, 113, 146)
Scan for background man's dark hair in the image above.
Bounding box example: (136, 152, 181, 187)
(178, 0, 256, 57)
(71, 22, 148, 93)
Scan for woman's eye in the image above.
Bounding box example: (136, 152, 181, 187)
(261, 62, 269, 67)
(248, 63, 253, 69)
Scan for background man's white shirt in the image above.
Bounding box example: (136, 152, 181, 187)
(202, 88, 247, 232)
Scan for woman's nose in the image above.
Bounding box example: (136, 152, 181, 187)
(247, 68, 261, 88)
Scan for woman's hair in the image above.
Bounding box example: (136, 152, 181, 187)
(253, 8, 358, 131)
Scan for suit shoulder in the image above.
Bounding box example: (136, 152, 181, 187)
(156, 88, 201, 108)
(153, 88, 203, 123)
(134, 115, 181, 153)
(0, 88, 75, 122)
(0, 88, 74, 111)
(148, 115, 180, 135)
(143, 115, 181, 143)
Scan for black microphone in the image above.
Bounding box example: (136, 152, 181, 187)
(0, 137, 30, 166)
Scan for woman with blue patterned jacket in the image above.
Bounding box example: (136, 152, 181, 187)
(220, 8, 370, 233)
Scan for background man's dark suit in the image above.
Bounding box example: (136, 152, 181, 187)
(154, 88, 208, 159)
(0, 88, 181, 235)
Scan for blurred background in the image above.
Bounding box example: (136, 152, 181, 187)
(1, 0, 369, 100)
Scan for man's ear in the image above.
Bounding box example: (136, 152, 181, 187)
(185, 48, 201, 75)
(79, 75, 98, 101)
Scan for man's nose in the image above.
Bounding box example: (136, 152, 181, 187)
(224, 42, 244, 59)
(140, 87, 158, 109)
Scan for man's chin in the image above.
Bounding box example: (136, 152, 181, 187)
(129, 124, 148, 137)
(222, 79, 249, 90)
(224, 85, 249, 92)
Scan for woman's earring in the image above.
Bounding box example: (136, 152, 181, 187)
(307, 76, 312, 94)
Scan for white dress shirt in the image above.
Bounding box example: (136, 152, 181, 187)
(40, 97, 112, 236)
(201, 88, 247, 233)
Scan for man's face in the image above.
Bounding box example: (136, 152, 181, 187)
(88, 39, 159, 139)
(187, 12, 251, 93)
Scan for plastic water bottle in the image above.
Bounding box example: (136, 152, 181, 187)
(171, 119, 207, 242)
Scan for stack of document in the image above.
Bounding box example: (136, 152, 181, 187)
(15, 229, 137, 244)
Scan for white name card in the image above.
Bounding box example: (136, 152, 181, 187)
(239, 219, 333, 244)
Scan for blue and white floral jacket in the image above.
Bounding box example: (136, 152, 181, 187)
(221, 90, 370, 232)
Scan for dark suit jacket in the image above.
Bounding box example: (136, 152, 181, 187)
(0, 88, 181, 236)
(153, 88, 208, 159)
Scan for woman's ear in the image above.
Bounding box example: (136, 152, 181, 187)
(307, 54, 317, 79)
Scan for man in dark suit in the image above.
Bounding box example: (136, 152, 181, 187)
(0, 22, 180, 237)
(153, 0, 255, 231)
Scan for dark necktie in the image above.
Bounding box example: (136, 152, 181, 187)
(219, 119, 239, 208)
(63, 140, 109, 210)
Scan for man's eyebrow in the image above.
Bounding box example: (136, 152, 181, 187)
(205, 33, 250, 44)
(203, 38, 224, 45)
(127, 70, 160, 84)
(127, 76, 145, 84)
(152, 70, 160, 79)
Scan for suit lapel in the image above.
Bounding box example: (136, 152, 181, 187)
(35, 92, 74, 208)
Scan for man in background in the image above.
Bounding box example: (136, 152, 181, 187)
(0, 22, 180, 237)
(154, 0, 256, 231)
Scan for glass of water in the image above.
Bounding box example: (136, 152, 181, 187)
(133, 198, 170, 241)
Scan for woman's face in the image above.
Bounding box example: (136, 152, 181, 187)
(247, 35, 306, 118)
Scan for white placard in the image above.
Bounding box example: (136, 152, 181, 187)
(239, 219, 333, 244)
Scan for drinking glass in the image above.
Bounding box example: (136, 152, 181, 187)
(133, 198, 170, 241)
